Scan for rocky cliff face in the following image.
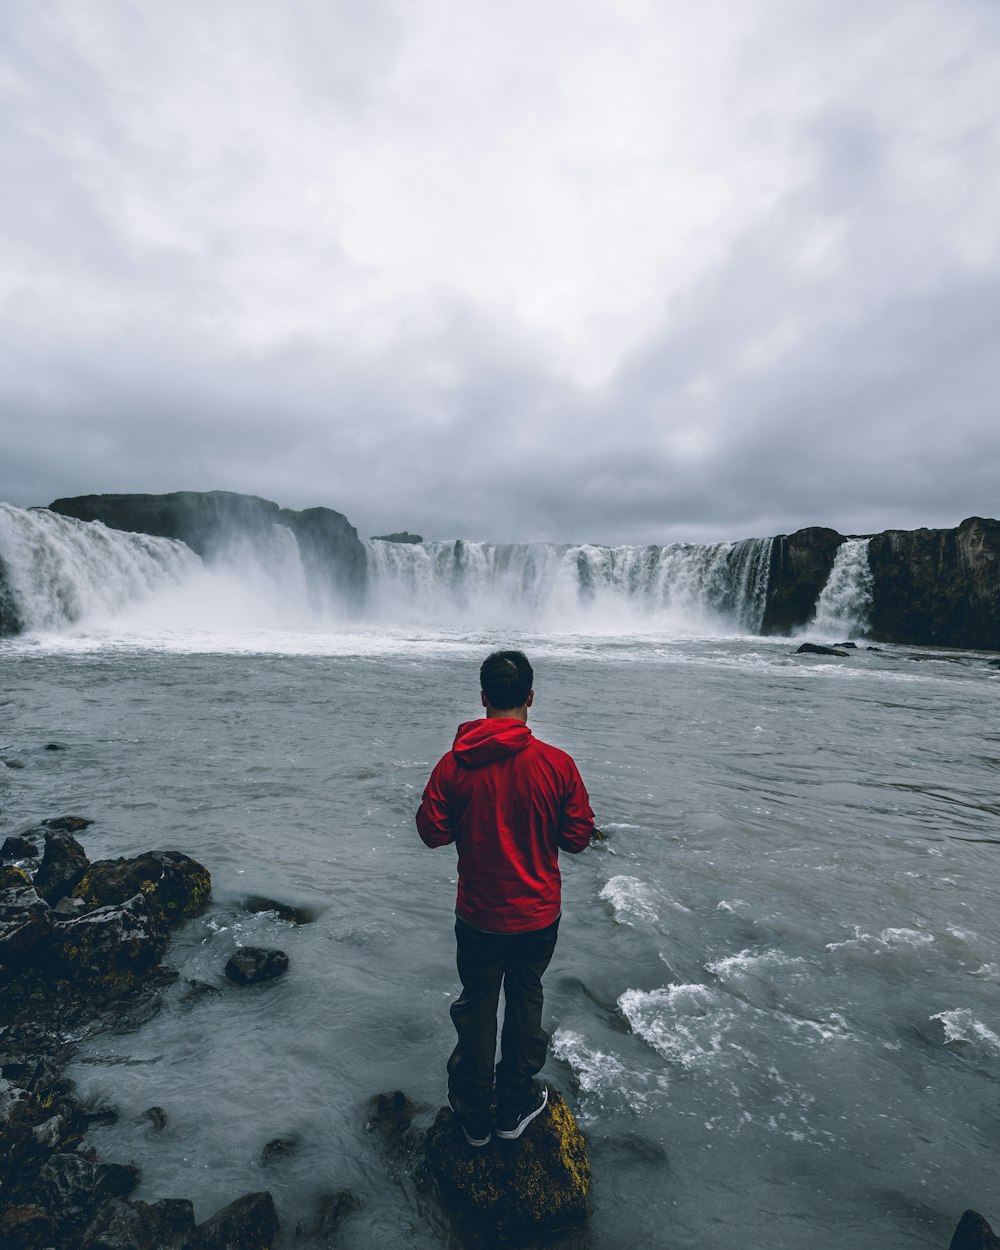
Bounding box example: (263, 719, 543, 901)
(867, 517, 1000, 650)
(48, 491, 368, 608)
(0, 555, 22, 637)
(760, 527, 844, 635)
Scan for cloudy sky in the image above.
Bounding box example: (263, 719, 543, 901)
(1, 0, 998, 544)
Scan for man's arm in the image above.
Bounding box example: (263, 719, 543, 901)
(557, 761, 595, 854)
(416, 757, 456, 847)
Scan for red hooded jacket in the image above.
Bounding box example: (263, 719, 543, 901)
(416, 718, 594, 933)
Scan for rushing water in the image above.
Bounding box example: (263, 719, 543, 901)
(2, 620, 999, 1249)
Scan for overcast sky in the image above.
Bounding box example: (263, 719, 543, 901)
(1, 0, 998, 544)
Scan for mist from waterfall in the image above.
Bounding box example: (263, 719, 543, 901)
(1, 504, 778, 639)
(809, 538, 874, 639)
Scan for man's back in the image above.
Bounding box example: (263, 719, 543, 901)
(417, 717, 593, 933)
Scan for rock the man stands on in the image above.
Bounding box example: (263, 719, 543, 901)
(416, 650, 594, 1146)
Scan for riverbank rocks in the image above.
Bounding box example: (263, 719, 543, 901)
(950, 1210, 1000, 1249)
(34, 829, 89, 904)
(190, 1190, 278, 1250)
(224, 947, 289, 985)
(423, 1088, 590, 1243)
(74, 851, 211, 930)
(49, 894, 166, 986)
(0, 876, 54, 964)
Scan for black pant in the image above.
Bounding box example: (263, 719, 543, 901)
(447, 915, 560, 1120)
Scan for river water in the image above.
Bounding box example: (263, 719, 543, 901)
(2, 621, 998, 1249)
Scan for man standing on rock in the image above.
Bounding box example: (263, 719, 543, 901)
(416, 650, 594, 1147)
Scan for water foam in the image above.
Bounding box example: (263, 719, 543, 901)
(809, 538, 874, 638)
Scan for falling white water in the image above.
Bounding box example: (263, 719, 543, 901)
(809, 538, 874, 639)
(364, 537, 774, 632)
(0, 504, 200, 633)
(1, 503, 778, 637)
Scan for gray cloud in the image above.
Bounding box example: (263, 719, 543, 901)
(1, 0, 999, 544)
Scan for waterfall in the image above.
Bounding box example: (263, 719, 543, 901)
(809, 538, 874, 638)
(1, 501, 778, 637)
(364, 537, 774, 631)
(0, 503, 200, 633)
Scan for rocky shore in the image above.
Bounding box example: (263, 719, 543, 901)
(1, 815, 594, 1249)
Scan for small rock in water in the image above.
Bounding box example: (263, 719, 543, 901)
(949, 1209, 1000, 1250)
(295, 1189, 362, 1240)
(2, 758, 26, 769)
(142, 1105, 168, 1131)
(424, 1087, 590, 1242)
(43, 815, 95, 834)
(43, 742, 69, 751)
(243, 894, 315, 925)
(261, 1135, 297, 1164)
(796, 643, 849, 657)
(224, 946, 289, 985)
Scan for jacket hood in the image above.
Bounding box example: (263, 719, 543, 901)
(452, 718, 533, 767)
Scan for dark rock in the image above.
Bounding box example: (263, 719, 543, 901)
(74, 851, 211, 930)
(224, 947, 289, 986)
(365, 1089, 417, 1154)
(868, 517, 1000, 650)
(0, 553, 23, 638)
(835, 641, 859, 648)
(294, 1189, 362, 1240)
(0, 882, 54, 963)
(1, 758, 25, 769)
(261, 1135, 297, 1164)
(371, 531, 423, 543)
(988, 658, 1000, 668)
(81, 1196, 196, 1250)
(762, 527, 845, 635)
(43, 742, 68, 751)
(1, 836, 39, 860)
(190, 1190, 278, 1250)
(0, 1077, 49, 1185)
(0, 1202, 54, 1249)
(53, 895, 88, 918)
(33, 829, 89, 904)
(44, 816, 94, 834)
(796, 643, 849, 657)
(141, 1106, 167, 1131)
(35, 1152, 139, 1233)
(49, 491, 368, 613)
(243, 895, 315, 925)
(424, 1088, 590, 1242)
(949, 1209, 1000, 1250)
(180, 978, 223, 1004)
(49, 894, 166, 986)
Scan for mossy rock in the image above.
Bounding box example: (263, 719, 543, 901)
(424, 1088, 590, 1243)
(52, 893, 166, 986)
(73, 851, 211, 930)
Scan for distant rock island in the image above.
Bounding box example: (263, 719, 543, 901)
(0, 492, 995, 650)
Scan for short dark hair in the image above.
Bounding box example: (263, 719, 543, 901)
(480, 650, 533, 710)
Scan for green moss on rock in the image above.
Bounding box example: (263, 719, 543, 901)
(424, 1088, 590, 1243)
(73, 851, 210, 930)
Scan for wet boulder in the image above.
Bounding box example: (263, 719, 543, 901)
(224, 947, 289, 985)
(0, 1201, 54, 1248)
(80, 1196, 196, 1250)
(423, 1088, 590, 1243)
(950, 1210, 1000, 1250)
(189, 1190, 278, 1250)
(243, 895, 315, 925)
(33, 828, 89, 904)
(35, 1152, 139, 1237)
(0, 877, 54, 964)
(0, 1077, 50, 1186)
(50, 894, 166, 986)
(0, 835, 40, 861)
(74, 851, 211, 930)
(796, 643, 849, 657)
